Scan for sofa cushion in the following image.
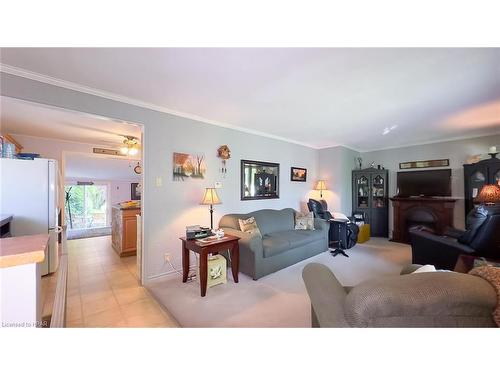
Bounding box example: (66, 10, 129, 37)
(262, 230, 325, 258)
(253, 208, 296, 236)
(262, 233, 292, 258)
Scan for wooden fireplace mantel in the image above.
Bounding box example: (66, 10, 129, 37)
(390, 196, 457, 244)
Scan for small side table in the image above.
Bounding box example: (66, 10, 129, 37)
(180, 235, 240, 297)
(330, 219, 349, 257)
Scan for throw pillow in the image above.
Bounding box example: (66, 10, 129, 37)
(411, 264, 437, 273)
(332, 212, 349, 221)
(238, 217, 262, 237)
(295, 211, 315, 230)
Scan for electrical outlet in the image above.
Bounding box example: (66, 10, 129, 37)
(156, 177, 163, 187)
(164, 253, 171, 263)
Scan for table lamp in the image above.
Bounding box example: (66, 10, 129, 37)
(315, 180, 327, 198)
(201, 188, 221, 229)
(474, 184, 500, 205)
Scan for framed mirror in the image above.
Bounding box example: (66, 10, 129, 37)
(241, 160, 280, 200)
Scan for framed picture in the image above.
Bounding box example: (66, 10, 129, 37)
(290, 167, 307, 182)
(241, 160, 279, 200)
(131, 182, 141, 200)
(173, 152, 206, 181)
(399, 159, 449, 169)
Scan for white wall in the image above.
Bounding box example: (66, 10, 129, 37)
(1, 73, 319, 281)
(11, 134, 96, 163)
(361, 134, 500, 233)
(318, 146, 360, 215)
(4, 72, 496, 280)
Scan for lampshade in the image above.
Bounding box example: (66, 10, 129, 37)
(201, 188, 221, 205)
(315, 180, 327, 191)
(474, 184, 500, 204)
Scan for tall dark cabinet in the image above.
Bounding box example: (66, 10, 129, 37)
(352, 168, 389, 237)
(463, 155, 500, 217)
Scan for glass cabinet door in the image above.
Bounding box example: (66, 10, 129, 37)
(371, 174, 386, 208)
(356, 175, 369, 208)
(470, 170, 486, 199)
(492, 169, 500, 187)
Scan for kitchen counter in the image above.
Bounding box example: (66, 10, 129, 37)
(1, 233, 49, 327)
(112, 205, 140, 257)
(112, 204, 141, 210)
(0, 233, 48, 268)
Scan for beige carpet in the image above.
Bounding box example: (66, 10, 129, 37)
(146, 238, 411, 327)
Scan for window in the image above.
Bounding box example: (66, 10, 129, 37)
(65, 184, 108, 229)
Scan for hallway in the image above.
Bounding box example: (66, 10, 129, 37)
(53, 236, 178, 327)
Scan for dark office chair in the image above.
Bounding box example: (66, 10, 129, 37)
(307, 199, 359, 255)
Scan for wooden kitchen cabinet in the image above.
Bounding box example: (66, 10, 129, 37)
(112, 205, 140, 257)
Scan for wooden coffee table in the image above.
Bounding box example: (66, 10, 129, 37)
(180, 235, 240, 297)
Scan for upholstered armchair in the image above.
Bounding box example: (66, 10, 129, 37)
(302, 262, 497, 327)
(410, 205, 500, 270)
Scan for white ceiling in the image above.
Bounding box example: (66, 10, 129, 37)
(0, 96, 141, 148)
(1, 48, 499, 151)
(65, 153, 141, 181)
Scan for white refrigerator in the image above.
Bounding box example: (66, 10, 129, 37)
(0, 158, 61, 275)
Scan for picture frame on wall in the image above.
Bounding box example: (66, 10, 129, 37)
(241, 159, 280, 200)
(290, 167, 307, 182)
(399, 159, 450, 169)
(131, 182, 141, 200)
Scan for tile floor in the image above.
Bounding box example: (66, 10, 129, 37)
(41, 235, 179, 328)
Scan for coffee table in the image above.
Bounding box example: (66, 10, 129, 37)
(180, 235, 240, 297)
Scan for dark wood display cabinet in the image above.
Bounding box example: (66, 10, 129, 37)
(463, 155, 500, 217)
(352, 168, 389, 237)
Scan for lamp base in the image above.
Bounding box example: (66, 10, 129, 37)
(489, 152, 498, 159)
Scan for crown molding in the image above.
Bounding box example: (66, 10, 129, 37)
(356, 130, 500, 153)
(0, 64, 319, 149)
(3, 63, 497, 154)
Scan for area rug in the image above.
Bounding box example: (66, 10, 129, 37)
(67, 227, 112, 240)
(146, 238, 411, 327)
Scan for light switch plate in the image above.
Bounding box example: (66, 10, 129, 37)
(156, 177, 162, 187)
(214, 181, 222, 188)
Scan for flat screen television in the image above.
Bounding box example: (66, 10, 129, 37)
(396, 169, 451, 197)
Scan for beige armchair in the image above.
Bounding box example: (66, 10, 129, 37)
(302, 263, 497, 327)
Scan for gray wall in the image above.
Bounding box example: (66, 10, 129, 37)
(361, 135, 500, 233)
(1, 73, 318, 281)
(318, 146, 360, 215)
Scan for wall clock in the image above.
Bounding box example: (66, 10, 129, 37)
(134, 163, 142, 174)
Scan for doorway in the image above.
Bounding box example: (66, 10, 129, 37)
(65, 183, 109, 239)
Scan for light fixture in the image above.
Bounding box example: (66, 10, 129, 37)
(474, 184, 500, 205)
(120, 136, 140, 156)
(201, 188, 222, 229)
(315, 180, 327, 198)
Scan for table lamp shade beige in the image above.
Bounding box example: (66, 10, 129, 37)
(201, 188, 221, 229)
(315, 180, 327, 198)
(474, 184, 500, 204)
